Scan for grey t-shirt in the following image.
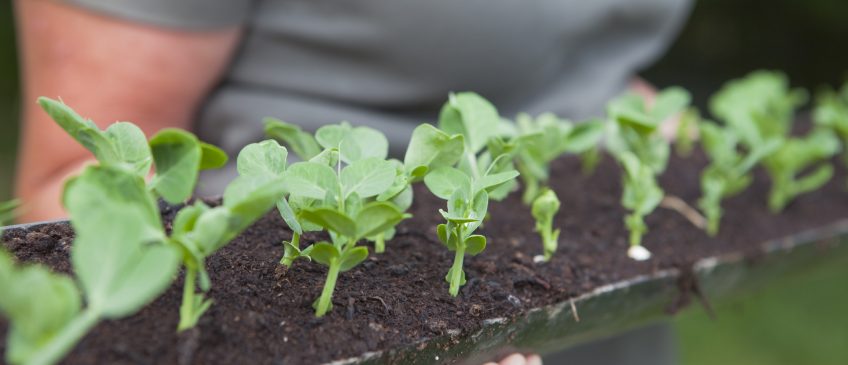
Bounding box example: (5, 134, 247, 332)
(65, 0, 692, 195)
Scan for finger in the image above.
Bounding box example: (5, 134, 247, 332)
(499, 353, 527, 365)
(526, 354, 543, 365)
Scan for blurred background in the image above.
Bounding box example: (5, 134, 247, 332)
(0, 1, 846, 364)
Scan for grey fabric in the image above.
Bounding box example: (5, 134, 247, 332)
(543, 323, 678, 365)
(62, 0, 253, 29)
(195, 0, 693, 193)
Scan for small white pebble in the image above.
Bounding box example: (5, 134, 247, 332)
(435, 356, 440, 361)
(284, 336, 288, 343)
(533, 255, 546, 264)
(628, 245, 652, 261)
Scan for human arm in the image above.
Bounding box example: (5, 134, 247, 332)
(14, 0, 242, 222)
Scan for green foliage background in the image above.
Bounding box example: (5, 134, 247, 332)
(0, 1, 845, 364)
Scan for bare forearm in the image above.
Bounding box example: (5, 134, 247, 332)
(14, 0, 241, 222)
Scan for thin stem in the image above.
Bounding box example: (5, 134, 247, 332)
(374, 232, 385, 253)
(448, 244, 466, 297)
(27, 308, 100, 365)
(465, 151, 481, 181)
(540, 221, 554, 261)
(315, 258, 341, 317)
(178, 266, 197, 332)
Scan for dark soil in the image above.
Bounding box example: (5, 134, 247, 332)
(3, 150, 848, 365)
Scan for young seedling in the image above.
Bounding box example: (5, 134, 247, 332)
(697, 122, 780, 235)
(424, 92, 520, 295)
(266, 119, 463, 260)
(531, 189, 561, 261)
(509, 113, 604, 204)
(37, 98, 268, 331)
(619, 152, 662, 260)
(762, 129, 840, 212)
(0, 165, 181, 365)
(710, 71, 839, 212)
(38, 97, 228, 204)
(605, 87, 691, 259)
(170, 141, 288, 330)
(263, 120, 426, 316)
(814, 82, 848, 172)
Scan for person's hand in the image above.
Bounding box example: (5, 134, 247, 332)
(484, 353, 542, 365)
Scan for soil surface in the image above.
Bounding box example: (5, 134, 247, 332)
(3, 150, 848, 365)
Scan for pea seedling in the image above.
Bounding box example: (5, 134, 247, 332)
(814, 82, 848, 175)
(266, 119, 464, 261)
(264, 120, 435, 316)
(710, 71, 839, 212)
(425, 92, 520, 295)
(697, 122, 780, 235)
(605, 87, 691, 259)
(509, 113, 604, 204)
(1, 165, 182, 365)
(502, 113, 602, 260)
(38, 97, 228, 204)
(531, 189, 561, 261)
(170, 141, 288, 330)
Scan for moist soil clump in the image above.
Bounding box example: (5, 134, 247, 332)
(3, 151, 848, 364)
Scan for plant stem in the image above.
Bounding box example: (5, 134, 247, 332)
(27, 308, 100, 365)
(465, 151, 480, 181)
(178, 266, 197, 332)
(315, 258, 341, 317)
(448, 244, 465, 297)
(280, 232, 301, 266)
(374, 232, 385, 253)
(540, 221, 554, 261)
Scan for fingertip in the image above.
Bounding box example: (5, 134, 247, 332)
(500, 353, 527, 365)
(526, 354, 542, 365)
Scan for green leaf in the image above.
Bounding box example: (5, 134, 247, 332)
(563, 119, 605, 153)
(403, 124, 465, 180)
(309, 148, 340, 167)
(284, 162, 340, 200)
(300, 208, 357, 238)
(38, 97, 120, 164)
(190, 207, 233, 255)
(223, 175, 287, 236)
(276, 197, 302, 235)
(424, 167, 472, 200)
(438, 92, 501, 153)
(172, 201, 210, 238)
(473, 170, 520, 194)
(0, 255, 81, 365)
(199, 142, 229, 170)
(237, 140, 287, 178)
(465, 235, 487, 256)
(64, 166, 179, 318)
(103, 122, 152, 177)
(355, 202, 406, 239)
(339, 126, 389, 163)
(340, 158, 396, 199)
(339, 247, 369, 272)
(650, 86, 691, 121)
(315, 123, 351, 150)
(264, 118, 321, 160)
(149, 129, 203, 204)
(309, 242, 340, 267)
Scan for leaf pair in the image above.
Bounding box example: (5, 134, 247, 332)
(39, 97, 227, 204)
